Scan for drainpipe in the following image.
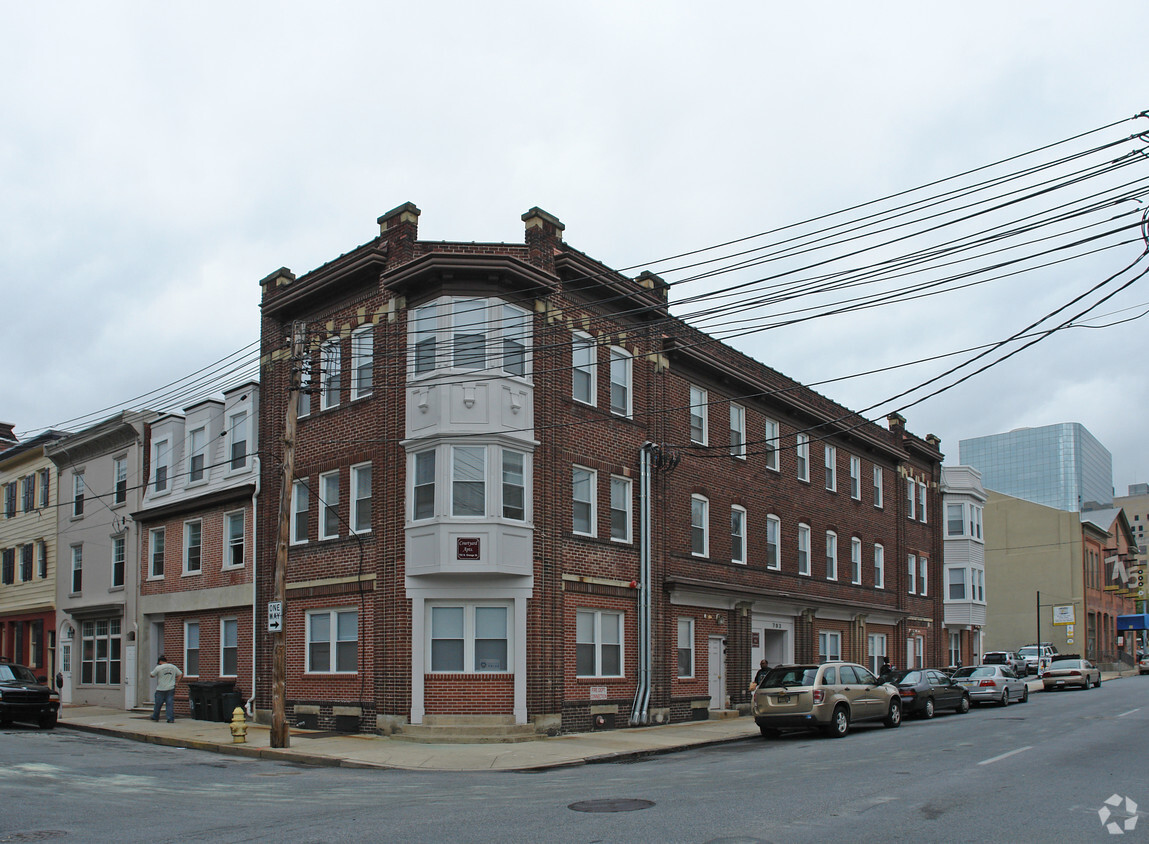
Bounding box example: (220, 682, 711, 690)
(630, 443, 654, 725)
(245, 457, 260, 718)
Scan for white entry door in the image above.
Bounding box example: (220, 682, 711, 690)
(60, 642, 72, 705)
(708, 636, 726, 709)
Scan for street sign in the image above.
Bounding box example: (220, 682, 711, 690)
(1052, 604, 1075, 625)
(268, 601, 283, 633)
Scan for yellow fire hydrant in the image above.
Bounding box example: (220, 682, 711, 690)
(229, 707, 248, 744)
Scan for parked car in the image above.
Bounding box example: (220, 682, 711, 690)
(890, 669, 970, 718)
(1041, 657, 1101, 690)
(752, 662, 902, 738)
(982, 650, 1026, 676)
(0, 661, 60, 729)
(1018, 644, 1058, 675)
(951, 665, 1029, 706)
(1139, 651, 1148, 676)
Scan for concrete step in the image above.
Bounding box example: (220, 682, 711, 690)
(708, 709, 741, 720)
(392, 715, 541, 744)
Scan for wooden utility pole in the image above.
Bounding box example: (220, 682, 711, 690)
(271, 320, 304, 748)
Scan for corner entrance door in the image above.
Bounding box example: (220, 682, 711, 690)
(708, 636, 726, 709)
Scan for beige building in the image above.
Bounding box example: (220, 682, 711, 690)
(984, 490, 1138, 666)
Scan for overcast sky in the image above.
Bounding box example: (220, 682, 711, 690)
(3, 2, 1147, 495)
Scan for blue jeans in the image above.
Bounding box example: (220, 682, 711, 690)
(153, 688, 175, 722)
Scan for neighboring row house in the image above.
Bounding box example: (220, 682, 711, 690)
(46, 411, 153, 708)
(254, 204, 946, 735)
(941, 465, 987, 667)
(0, 428, 68, 677)
(133, 383, 259, 716)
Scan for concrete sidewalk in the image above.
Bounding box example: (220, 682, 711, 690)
(55, 668, 1138, 772)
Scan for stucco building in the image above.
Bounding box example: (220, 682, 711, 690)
(941, 465, 986, 667)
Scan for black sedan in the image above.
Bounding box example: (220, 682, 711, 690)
(889, 668, 970, 718)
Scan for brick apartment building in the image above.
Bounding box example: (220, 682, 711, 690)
(255, 204, 945, 735)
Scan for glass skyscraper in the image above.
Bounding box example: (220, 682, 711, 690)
(958, 422, 1113, 512)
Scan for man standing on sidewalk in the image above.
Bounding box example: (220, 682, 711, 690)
(150, 655, 183, 723)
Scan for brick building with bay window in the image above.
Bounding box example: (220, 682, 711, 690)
(255, 203, 945, 735)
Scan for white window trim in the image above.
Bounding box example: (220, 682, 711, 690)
(908, 553, 917, 594)
(851, 537, 862, 585)
(873, 465, 884, 509)
(187, 427, 208, 486)
(610, 475, 632, 543)
(919, 555, 928, 597)
(226, 410, 250, 474)
(184, 620, 200, 678)
(730, 403, 746, 459)
(576, 609, 625, 678)
(691, 494, 709, 558)
(874, 543, 885, 589)
(148, 527, 165, 580)
(764, 418, 780, 472)
(220, 617, 239, 678)
(572, 330, 597, 406)
(350, 462, 372, 535)
(818, 631, 842, 663)
(112, 456, 129, 504)
(798, 523, 811, 576)
(451, 445, 487, 519)
(223, 510, 245, 569)
(824, 444, 837, 491)
(319, 469, 340, 540)
(907, 477, 916, 521)
(825, 530, 838, 581)
(572, 465, 597, 537)
(290, 480, 309, 545)
(796, 433, 810, 482)
(918, 480, 928, 523)
(183, 519, 203, 576)
(609, 346, 632, 418)
(320, 337, 342, 410)
(849, 455, 861, 500)
(677, 617, 695, 679)
(426, 602, 512, 674)
(152, 439, 171, 495)
(689, 386, 708, 445)
(350, 325, 374, 401)
(731, 505, 747, 564)
(412, 450, 436, 522)
(306, 608, 359, 675)
(766, 514, 781, 571)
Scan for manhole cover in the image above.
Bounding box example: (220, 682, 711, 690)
(568, 798, 655, 813)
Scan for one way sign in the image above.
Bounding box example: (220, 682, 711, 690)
(267, 601, 283, 633)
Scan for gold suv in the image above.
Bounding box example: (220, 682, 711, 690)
(752, 662, 902, 738)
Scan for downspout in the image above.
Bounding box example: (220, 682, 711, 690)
(245, 456, 260, 717)
(630, 443, 653, 725)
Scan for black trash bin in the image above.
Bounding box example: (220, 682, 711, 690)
(219, 690, 243, 722)
(206, 681, 236, 722)
(186, 681, 208, 721)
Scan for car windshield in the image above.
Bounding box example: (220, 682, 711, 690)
(892, 670, 921, 685)
(1049, 659, 1082, 668)
(1018, 648, 1038, 657)
(952, 666, 995, 679)
(982, 653, 1006, 663)
(0, 664, 38, 684)
(762, 667, 819, 687)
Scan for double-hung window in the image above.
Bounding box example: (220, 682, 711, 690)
(228, 411, 248, 471)
(818, 631, 841, 663)
(610, 475, 631, 542)
(873, 466, 884, 508)
(307, 609, 358, 673)
(917, 481, 927, 522)
(947, 567, 966, 600)
(730, 404, 746, 458)
(413, 451, 436, 520)
(796, 434, 809, 482)
(319, 470, 340, 539)
(691, 495, 709, 557)
(731, 505, 746, 564)
(797, 523, 811, 576)
(71, 545, 83, 592)
(21, 475, 34, 512)
(849, 456, 861, 500)
(502, 451, 526, 521)
(297, 356, 312, 417)
(188, 428, 207, 483)
(221, 619, 238, 677)
(851, 537, 862, 584)
(412, 303, 438, 374)
(452, 447, 486, 517)
(908, 553, 917, 594)
(111, 535, 125, 588)
(184, 621, 200, 676)
(824, 445, 836, 491)
(429, 604, 508, 672)
(291, 480, 309, 543)
(152, 439, 170, 494)
(572, 466, 596, 536)
(765, 515, 781, 570)
(184, 520, 202, 574)
(572, 331, 596, 404)
(763, 418, 780, 471)
(321, 338, 341, 410)
(825, 531, 837, 580)
(609, 347, 632, 417)
(73, 471, 86, 515)
(38, 469, 50, 509)
(947, 503, 964, 536)
(576, 610, 622, 677)
(867, 633, 887, 675)
(501, 304, 530, 376)
(689, 386, 707, 445)
(149, 528, 164, 578)
(225, 511, 245, 567)
(677, 618, 694, 678)
(919, 556, 928, 596)
(351, 325, 374, 399)
(907, 478, 916, 520)
(453, 298, 487, 370)
(351, 463, 372, 534)
(113, 457, 128, 503)
(874, 543, 885, 589)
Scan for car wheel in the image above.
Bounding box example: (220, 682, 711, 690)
(883, 699, 902, 728)
(758, 724, 780, 739)
(1020, 686, 1028, 703)
(825, 705, 850, 738)
(923, 698, 935, 719)
(1000, 688, 1010, 707)
(956, 694, 970, 714)
(37, 713, 57, 730)
(1093, 677, 1101, 688)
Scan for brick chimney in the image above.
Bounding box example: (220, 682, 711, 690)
(522, 207, 564, 273)
(636, 270, 670, 303)
(378, 202, 421, 265)
(0, 422, 17, 451)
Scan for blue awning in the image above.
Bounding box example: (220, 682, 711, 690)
(1116, 614, 1149, 631)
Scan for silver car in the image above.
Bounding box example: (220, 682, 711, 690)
(951, 665, 1029, 706)
(1041, 657, 1101, 690)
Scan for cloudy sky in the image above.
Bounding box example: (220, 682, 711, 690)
(4, 2, 1148, 495)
